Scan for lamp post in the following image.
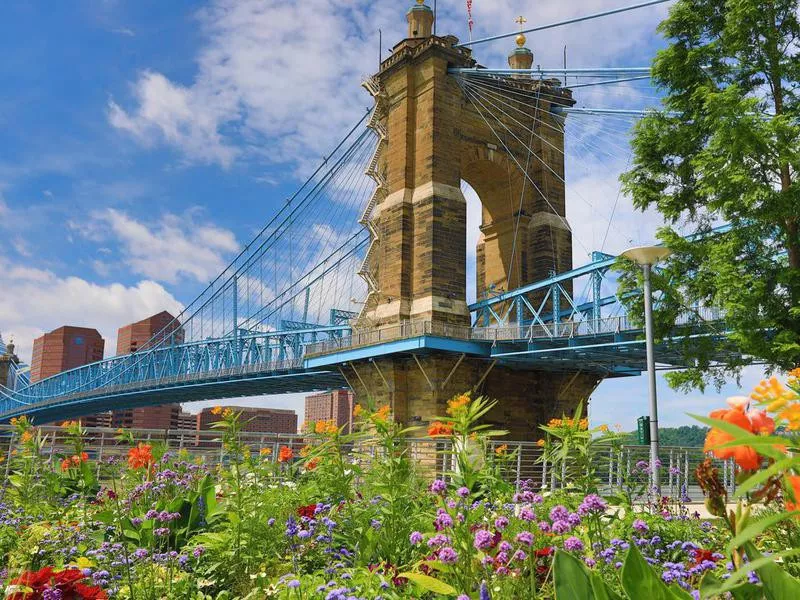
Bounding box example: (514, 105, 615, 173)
(620, 245, 672, 492)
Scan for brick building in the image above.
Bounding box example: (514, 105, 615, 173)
(111, 403, 195, 431)
(304, 390, 354, 433)
(116, 311, 183, 355)
(197, 406, 298, 434)
(30, 326, 105, 383)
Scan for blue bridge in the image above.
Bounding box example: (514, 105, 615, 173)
(0, 0, 743, 426)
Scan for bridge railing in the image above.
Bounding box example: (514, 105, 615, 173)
(0, 425, 734, 500)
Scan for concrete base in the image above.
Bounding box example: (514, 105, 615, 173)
(343, 352, 603, 440)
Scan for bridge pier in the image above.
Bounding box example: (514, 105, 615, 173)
(344, 355, 601, 440)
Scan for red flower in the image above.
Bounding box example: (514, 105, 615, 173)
(297, 504, 317, 519)
(535, 546, 554, 558)
(9, 567, 108, 599)
(11, 566, 55, 586)
(691, 548, 721, 568)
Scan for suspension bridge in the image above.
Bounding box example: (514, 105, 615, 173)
(0, 0, 742, 436)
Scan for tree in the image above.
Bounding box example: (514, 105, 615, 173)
(620, 0, 800, 391)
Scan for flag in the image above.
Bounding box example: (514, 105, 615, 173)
(467, 0, 474, 33)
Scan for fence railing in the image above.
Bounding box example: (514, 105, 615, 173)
(0, 425, 732, 501)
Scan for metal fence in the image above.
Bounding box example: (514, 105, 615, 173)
(0, 425, 731, 501)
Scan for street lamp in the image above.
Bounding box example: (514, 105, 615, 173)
(620, 245, 672, 492)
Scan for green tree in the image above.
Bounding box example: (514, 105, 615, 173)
(620, 0, 800, 391)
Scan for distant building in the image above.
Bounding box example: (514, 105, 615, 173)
(304, 389, 354, 433)
(197, 406, 298, 434)
(30, 326, 105, 383)
(111, 403, 195, 431)
(116, 311, 183, 355)
(80, 413, 112, 428)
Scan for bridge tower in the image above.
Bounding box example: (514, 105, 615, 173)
(346, 2, 602, 438)
(0, 337, 20, 391)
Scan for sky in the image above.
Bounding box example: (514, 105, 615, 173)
(0, 0, 769, 430)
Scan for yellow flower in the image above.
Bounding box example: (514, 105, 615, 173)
(536, 439, 545, 447)
(9, 418, 18, 426)
(598, 424, 609, 432)
(578, 418, 589, 430)
(314, 421, 326, 434)
(20, 431, 32, 444)
(260, 447, 272, 456)
(300, 445, 312, 457)
(779, 403, 800, 431)
(752, 377, 798, 412)
(222, 408, 233, 418)
(211, 406, 223, 416)
(353, 404, 363, 418)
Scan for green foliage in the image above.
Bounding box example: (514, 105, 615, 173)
(620, 0, 800, 390)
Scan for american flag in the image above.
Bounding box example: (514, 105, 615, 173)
(467, 0, 474, 33)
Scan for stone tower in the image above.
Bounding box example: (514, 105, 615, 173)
(345, 3, 601, 439)
(0, 336, 20, 391)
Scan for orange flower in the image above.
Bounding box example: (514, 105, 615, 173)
(747, 409, 775, 434)
(211, 406, 223, 416)
(60, 453, 86, 472)
(306, 457, 320, 471)
(353, 404, 363, 417)
(20, 431, 32, 444)
(446, 394, 470, 416)
(374, 405, 391, 422)
(785, 476, 800, 513)
(260, 447, 272, 456)
(495, 444, 508, 456)
(127, 443, 154, 470)
(704, 408, 760, 471)
(536, 439, 545, 448)
(598, 424, 609, 432)
(779, 403, 800, 431)
(427, 421, 454, 437)
(751, 377, 798, 411)
(300, 445, 311, 457)
(278, 446, 294, 463)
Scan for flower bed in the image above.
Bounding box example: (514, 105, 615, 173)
(2, 372, 800, 598)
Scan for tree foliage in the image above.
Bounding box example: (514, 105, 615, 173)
(620, 0, 800, 391)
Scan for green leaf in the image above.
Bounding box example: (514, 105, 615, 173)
(744, 541, 800, 600)
(700, 573, 761, 600)
(726, 510, 799, 554)
(622, 544, 693, 600)
(590, 572, 624, 600)
(397, 572, 456, 596)
(554, 550, 593, 600)
(707, 547, 800, 596)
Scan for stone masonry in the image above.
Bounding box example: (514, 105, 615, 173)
(345, 3, 601, 440)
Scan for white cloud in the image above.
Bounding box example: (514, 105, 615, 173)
(105, 0, 661, 173)
(0, 256, 183, 363)
(74, 208, 239, 285)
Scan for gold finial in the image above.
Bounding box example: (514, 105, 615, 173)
(515, 15, 528, 47)
(417, 0, 425, 4)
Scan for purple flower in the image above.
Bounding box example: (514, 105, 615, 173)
(564, 536, 584, 552)
(268, 518, 276, 526)
(427, 533, 451, 548)
(438, 547, 459, 564)
(520, 507, 535, 521)
(498, 540, 513, 553)
(42, 589, 63, 600)
(154, 527, 170, 537)
(567, 513, 581, 526)
(585, 557, 596, 567)
(458, 596, 470, 600)
(134, 548, 148, 559)
(494, 516, 509, 530)
(538, 521, 551, 533)
(131, 517, 143, 526)
(578, 494, 607, 515)
(435, 510, 453, 529)
(513, 549, 527, 561)
(298, 530, 311, 539)
(632, 519, 649, 532)
(145, 509, 158, 519)
(429, 479, 447, 494)
(474, 529, 495, 550)
(371, 519, 382, 530)
(496, 551, 509, 563)
(410, 531, 424, 545)
(549, 505, 569, 522)
(480, 581, 491, 600)
(516, 531, 534, 546)
(192, 546, 205, 558)
(288, 580, 301, 589)
(551, 520, 571, 535)
(457, 486, 470, 498)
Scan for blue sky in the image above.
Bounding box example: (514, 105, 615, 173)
(0, 0, 766, 430)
